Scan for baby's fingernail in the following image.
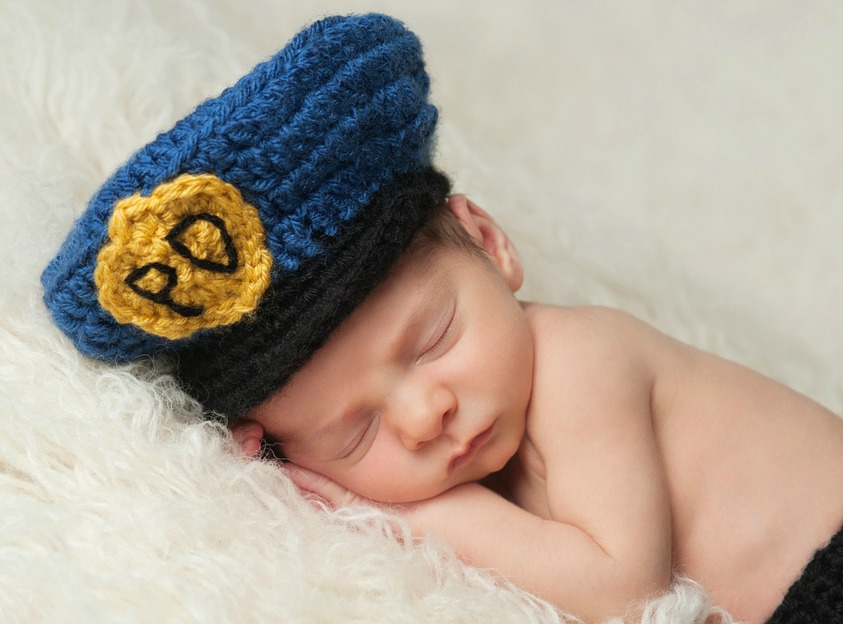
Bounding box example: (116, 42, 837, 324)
(284, 465, 309, 484)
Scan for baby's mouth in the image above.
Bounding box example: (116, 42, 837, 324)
(449, 425, 494, 474)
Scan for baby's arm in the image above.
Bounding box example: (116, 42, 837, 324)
(291, 467, 666, 623)
(408, 483, 668, 622)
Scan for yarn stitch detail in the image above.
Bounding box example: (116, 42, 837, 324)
(94, 173, 272, 339)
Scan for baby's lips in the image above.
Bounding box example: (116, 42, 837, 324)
(93, 173, 273, 340)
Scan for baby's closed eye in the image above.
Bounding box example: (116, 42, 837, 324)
(336, 412, 380, 461)
(417, 300, 457, 362)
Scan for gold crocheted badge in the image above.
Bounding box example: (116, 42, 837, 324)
(94, 173, 272, 340)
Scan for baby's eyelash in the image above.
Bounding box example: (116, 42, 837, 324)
(421, 303, 456, 360)
(338, 414, 378, 460)
(424, 320, 453, 357)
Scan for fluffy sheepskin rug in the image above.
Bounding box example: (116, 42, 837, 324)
(2, 1, 842, 622)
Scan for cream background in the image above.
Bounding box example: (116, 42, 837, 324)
(2, 1, 842, 622)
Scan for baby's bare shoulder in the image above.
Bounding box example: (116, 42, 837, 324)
(521, 303, 675, 453)
(522, 303, 686, 366)
(521, 303, 694, 448)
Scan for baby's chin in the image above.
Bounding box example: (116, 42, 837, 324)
(484, 433, 523, 476)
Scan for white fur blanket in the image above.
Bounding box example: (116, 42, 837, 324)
(2, 2, 841, 622)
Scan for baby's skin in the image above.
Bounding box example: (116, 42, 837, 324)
(233, 196, 843, 623)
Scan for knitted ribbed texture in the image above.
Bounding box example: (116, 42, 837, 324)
(40, 13, 449, 422)
(765, 525, 843, 624)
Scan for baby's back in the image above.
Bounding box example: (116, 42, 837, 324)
(650, 323, 843, 622)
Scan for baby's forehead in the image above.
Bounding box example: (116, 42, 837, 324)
(382, 239, 465, 293)
(352, 248, 463, 329)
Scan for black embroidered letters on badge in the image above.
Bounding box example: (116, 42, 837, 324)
(124, 214, 241, 318)
(165, 213, 239, 273)
(125, 262, 204, 318)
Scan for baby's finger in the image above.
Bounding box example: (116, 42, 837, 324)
(285, 465, 368, 509)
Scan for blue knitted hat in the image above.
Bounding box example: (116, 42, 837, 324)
(41, 13, 450, 421)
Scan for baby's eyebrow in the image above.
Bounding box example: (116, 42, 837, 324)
(388, 269, 452, 359)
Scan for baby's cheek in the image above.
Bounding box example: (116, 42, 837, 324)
(330, 459, 398, 503)
(347, 462, 396, 502)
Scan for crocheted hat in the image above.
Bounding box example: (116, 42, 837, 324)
(41, 13, 450, 421)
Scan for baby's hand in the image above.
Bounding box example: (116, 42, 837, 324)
(285, 465, 487, 534)
(285, 464, 377, 510)
(283, 464, 447, 531)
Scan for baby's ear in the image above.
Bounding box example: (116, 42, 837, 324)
(447, 195, 523, 292)
(229, 419, 265, 458)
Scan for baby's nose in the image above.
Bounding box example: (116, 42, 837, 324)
(397, 383, 456, 450)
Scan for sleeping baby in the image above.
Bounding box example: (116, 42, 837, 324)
(41, 13, 843, 623)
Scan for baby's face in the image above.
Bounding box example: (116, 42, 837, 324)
(248, 241, 534, 503)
